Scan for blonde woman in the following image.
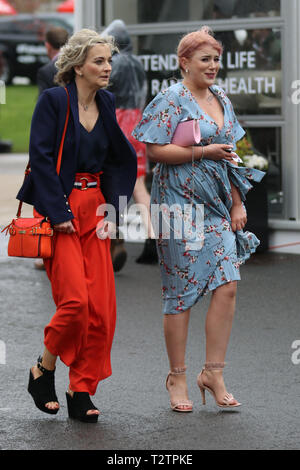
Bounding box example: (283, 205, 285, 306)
(133, 27, 264, 412)
(17, 29, 137, 422)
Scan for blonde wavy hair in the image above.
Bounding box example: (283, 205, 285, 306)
(54, 29, 118, 86)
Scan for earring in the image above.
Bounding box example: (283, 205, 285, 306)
(185, 69, 189, 73)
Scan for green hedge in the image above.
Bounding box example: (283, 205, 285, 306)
(0, 85, 39, 153)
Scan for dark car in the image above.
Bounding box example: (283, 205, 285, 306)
(0, 13, 73, 84)
(0, 48, 3, 79)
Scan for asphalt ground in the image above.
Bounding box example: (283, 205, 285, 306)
(0, 243, 300, 451)
(0, 154, 300, 452)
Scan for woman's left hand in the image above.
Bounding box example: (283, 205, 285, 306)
(53, 220, 76, 233)
(96, 220, 117, 240)
(230, 204, 247, 232)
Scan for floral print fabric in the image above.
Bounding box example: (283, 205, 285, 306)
(133, 82, 265, 314)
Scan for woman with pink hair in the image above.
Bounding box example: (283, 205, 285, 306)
(133, 27, 265, 412)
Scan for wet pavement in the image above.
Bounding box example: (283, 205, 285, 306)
(0, 153, 300, 451)
(0, 243, 300, 450)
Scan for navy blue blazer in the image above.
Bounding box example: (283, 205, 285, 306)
(17, 80, 137, 225)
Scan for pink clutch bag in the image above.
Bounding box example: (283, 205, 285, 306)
(171, 119, 201, 146)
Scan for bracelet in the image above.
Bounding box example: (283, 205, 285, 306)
(191, 146, 195, 164)
(192, 146, 204, 162)
(200, 145, 204, 160)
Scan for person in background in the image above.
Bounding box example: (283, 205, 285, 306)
(37, 26, 69, 95)
(103, 20, 158, 271)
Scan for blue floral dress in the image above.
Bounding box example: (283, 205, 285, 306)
(132, 82, 265, 314)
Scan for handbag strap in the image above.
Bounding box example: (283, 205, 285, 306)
(56, 87, 70, 175)
(16, 87, 70, 218)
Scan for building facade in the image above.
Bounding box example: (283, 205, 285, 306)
(75, 0, 300, 254)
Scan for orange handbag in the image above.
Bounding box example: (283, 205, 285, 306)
(2, 87, 70, 259)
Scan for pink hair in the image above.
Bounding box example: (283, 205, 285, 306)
(177, 26, 223, 71)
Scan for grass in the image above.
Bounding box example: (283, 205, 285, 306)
(0, 85, 39, 153)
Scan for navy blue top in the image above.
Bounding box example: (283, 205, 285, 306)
(17, 81, 137, 225)
(77, 113, 110, 173)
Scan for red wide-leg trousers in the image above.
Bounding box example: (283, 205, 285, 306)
(38, 174, 116, 396)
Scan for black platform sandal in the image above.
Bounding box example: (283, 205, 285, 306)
(28, 356, 59, 415)
(66, 391, 99, 423)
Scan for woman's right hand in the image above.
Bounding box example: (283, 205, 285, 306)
(53, 220, 76, 234)
(203, 144, 235, 162)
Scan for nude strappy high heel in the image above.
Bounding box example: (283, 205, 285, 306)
(197, 362, 241, 408)
(166, 366, 193, 412)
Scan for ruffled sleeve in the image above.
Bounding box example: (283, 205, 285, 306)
(132, 88, 182, 144)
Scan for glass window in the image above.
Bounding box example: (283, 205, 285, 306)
(132, 29, 281, 115)
(129, 34, 283, 217)
(106, 0, 281, 24)
(230, 0, 281, 18)
(133, 33, 182, 104)
(215, 28, 281, 115)
(236, 127, 282, 217)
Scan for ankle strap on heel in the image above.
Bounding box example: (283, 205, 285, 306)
(36, 356, 55, 375)
(204, 362, 226, 371)
(168, 366, 187, 376)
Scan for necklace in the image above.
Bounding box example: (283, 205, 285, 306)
(206, 92, 214, 103)
(182, 82, 215, 104)
(79, 101, 89, 112)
